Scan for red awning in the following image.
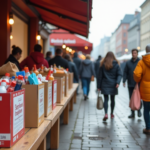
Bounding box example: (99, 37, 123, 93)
(27, 0, 92, 37)
(50, 29, 93, 54)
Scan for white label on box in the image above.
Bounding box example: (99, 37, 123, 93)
(54, 83, 57, 104)
(38, 88, 44, 118)
(0, 134, 10, 140)
(48, 86, 52, 107)
(13, 94, 24, 136)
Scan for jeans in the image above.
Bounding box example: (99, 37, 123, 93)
(104, 95, 115, 114)
(143, 101, 150, 130)
(81, 78, 91, 96)
(128, 87, 141, 114)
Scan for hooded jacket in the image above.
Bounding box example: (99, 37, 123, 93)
(97, 61, 122, 95)
(20, 52, 49, 70)
(73, 53, 82, 75)
(134, 54, 150, 102)
(5, 54, 21, 71)
(123, 58, 140, 87)
(79, 59, 95, 78)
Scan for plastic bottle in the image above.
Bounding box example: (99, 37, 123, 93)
(14, 75, 23, 91)
(7, 81, 16, 92)
(46, 70, 51, 80)
(33, 64, 39, 75)
(25, 76, 29, 84)
(0, 80, 7, 93)
(24, 67, 30, 77)
(49, 71, 54, 81)
(40, 64, 44, 73)
(2, 73, 10, 83)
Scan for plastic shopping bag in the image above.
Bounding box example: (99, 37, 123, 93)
(97, 92, 103, 110)
(129, 83, 141, 110)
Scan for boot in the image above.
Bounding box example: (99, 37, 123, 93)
(138, 110, 142, 117)
(128, 111, 135, 118)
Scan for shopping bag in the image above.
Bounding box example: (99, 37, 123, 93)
(0, 62, 19, 77)
(129, 83, 141, 110)
(91, 75, 94, 81)
(97, 92, 103, 110)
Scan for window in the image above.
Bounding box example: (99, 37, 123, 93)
(123, 33, 126, 37)
(123, 40, 126, 44)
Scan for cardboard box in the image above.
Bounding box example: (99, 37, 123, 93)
(53, 73, 69, 96)
(52, 80, 57, 110)
(43, 81, 52, 117)
(69, 73, 74, 89)
(55, 77, 65, 103)
(22, 84, 45, 128)
(0, 89, 25, 148)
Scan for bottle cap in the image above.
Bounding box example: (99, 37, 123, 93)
(18, 75, 23, 80)
(24, 67, 29, 73)
(11, 81, 16, 87)
(5, 73, 10, 77)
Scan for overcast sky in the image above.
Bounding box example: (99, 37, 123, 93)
(88, 0, 145, 48)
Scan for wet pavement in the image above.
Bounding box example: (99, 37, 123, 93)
(50, 81, 150, 150)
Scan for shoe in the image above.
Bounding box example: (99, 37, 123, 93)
(143, 129, 150, 134)
(103, 114, 108, 121)
(111, 114, 114, 119)
(84, 95, 87, 101)
(138, 110, 142, 117)
(128, 114, 135, 118)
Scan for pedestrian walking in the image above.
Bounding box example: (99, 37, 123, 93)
(79, 55, 95, 100)
(123, 49, 141, 118)
(134, 44, 150, 134)
(45, 51, 52, 62)
(64, 54, 79, 83)
(97, 52, 122, 121)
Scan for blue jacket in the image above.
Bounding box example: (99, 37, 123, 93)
(79, 59, 95, 78)
(97, 61, 122, 95)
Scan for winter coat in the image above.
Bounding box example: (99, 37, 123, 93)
(45, 57, 51, 62)
(97, 61, 122, 95)
(67, 60, 79, 82)
(123, 58, 140, 87)
(73, 53, 82, 75)
(20, 52, 49, 70)
(94, 58, 101, 78)
(49, 56, 69, 69)
(5, 54, 21, 71)
(79, 59, 95, 78)
(134, 54, 150, 102)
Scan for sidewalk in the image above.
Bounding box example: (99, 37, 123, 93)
(51, 81, 150, 150)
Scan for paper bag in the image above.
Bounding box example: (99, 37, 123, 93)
(0, 62, 19, 77)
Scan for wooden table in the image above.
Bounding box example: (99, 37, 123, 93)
(0, 83, 78, 150)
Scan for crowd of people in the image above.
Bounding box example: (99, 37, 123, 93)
(5, 43, 150, 134)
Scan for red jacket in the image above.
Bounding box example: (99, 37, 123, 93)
(20, 52, 49, 70)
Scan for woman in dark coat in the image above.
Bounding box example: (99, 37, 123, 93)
(97, 52, 122, 121)
(64, 54, 79, 83)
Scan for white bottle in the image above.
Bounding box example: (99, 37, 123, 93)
(0, 80, 7, 93)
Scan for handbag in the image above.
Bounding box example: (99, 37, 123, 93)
(97, 92, 103, 110)
(91, 75, 94, 81)
(129, 83, 141, 110)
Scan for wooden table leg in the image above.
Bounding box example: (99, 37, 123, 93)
(63, 103, 69, 124)
(74, 91, 77, 104)
(70, 97, 74, 111)
(37, 137, 46, 150)
(50, 118, 60, 149)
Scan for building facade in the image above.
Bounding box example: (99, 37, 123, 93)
(99, 36, 110, 57)
(140, 0, 150, 50)
(116, 15, 134, 56)
(128, 12, 141, 53)
(110, 31, 116, 55)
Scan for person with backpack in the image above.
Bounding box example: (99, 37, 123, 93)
(97, 52, 122, 121)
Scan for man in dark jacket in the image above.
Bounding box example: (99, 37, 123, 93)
(49, 48, 69, 69)
(123, 49, 141, 118)
(5, 45, 22, 71)
(95, 55, 101, 77)
(73, 52, 82, 75)
(20, 44, 49, 70)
